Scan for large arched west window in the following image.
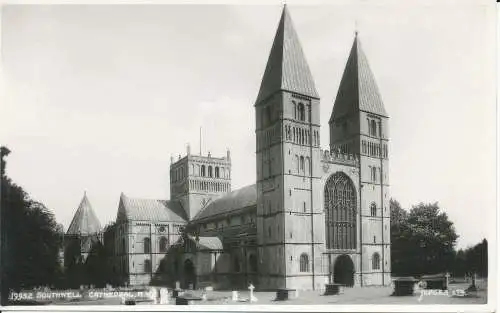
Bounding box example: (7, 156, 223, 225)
(372, 252, 380, 270)
(324, 172, 357, 249)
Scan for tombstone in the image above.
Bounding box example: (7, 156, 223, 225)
(201, 291, 207, 301)
(149, 287, 158, 304)
(248, 284, 257, 302)
(176, 281, 181, 289)
(445, 273, 450, 289)
(275, 288, 295, 301)
(159, 288, 169, 304)
(294, 289, 299, 299)
(324, 283, 342, 296)
(392, 277, 417, 296)
(232, 291, 239, 302)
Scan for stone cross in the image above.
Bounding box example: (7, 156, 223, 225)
(445, 272, 450, 288)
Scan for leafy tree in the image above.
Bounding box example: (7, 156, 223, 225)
(464, 239, 488, 277)
(452, 249, 467, 277)
(84, 238, 108, 288)
(391, 200, 458, 276)
(1, 147, 64, 304)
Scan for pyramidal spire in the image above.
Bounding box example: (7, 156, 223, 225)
(255, 6, 319, 105)
(330, 35, 387, 122)
(67, 192, 102, 235)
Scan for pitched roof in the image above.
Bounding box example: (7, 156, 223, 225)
(67, 192, 102, 235)
(188, 235, 223, 250)
(255, 6, 319, 105)
(117, 193, 188, 223)
(330, 35, 388, 122)
(192, 184, 256, 221)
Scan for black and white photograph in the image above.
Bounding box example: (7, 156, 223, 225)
(0, 1, 496, 311)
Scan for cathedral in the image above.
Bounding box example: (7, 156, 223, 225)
(65, 6, 391, 291)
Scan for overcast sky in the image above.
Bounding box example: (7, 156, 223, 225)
(1, 1, 496, 249)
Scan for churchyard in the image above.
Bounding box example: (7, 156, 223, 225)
(8, 277, 486, 306)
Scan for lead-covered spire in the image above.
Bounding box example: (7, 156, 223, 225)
(67, 192, 101, 235)
(255, 6, 319, 105)
(330, 35, 387, 122)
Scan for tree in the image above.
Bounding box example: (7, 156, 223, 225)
(452, 249, 467, 277)
(391, 200, 458, 276)
(1, 147, 64, 304)
(84, 238, 108, 288)
(464, 239, 488, 278)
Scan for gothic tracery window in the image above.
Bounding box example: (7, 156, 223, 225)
(324, 172, 357, 249)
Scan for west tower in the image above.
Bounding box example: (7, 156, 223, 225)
(255, 6, 325, 290)
(329, 34, 391, 285)
(170, 146, 232, 220)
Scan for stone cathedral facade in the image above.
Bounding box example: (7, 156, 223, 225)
(67, 6, 391, 291)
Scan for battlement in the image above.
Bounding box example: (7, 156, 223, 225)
(320, 149, 359, 167)
(171, 144, 231, 168)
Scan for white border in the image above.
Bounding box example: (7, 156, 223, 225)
(0, 1, 497, 312)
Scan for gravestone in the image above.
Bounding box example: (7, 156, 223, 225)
(248, 284, 257, 302)
(232, 291, 239, 301)
(149, 287, 156, 304)
(159, 288, 169, 304)
(392, 277, 417, 296)
(324, 283, 342, 296)
(275, 288, 295, 301)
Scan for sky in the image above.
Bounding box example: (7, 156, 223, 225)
(1, 1, 496, 249)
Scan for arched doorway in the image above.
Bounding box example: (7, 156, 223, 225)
(183, 259, 196, 289)
(333, 254, 355, 287)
